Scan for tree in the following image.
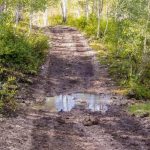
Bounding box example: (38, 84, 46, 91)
(85, 0, 89, 21)
(61, 0, 67, 23)
(97, 0, 103, 38)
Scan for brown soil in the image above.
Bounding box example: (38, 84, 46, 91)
(0, 26, 149, 150)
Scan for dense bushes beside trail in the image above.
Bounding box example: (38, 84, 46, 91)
(0, 26, 49, 74)
(0, 22, 49, 115)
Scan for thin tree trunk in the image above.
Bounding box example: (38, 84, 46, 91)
(139, 0, 150, 76)
(15, 6, 19, 26)
(143, 0, 150, 57)
(94, 0, 98, 15)
(15, 4, 23, 27)
(92, 0, 95, 14)
(0, 3, 4, 13)
(115, 1, 118, 22)
(0, 1, 7, 13)
(61, 0, 67, 23)
(43, 8, 48, 26)
(3, 1, 7, 12)
(77, 6, 81, 18)
(29, 12, 33, 33)
(104, 0, 109, 37)
(85, 0, 89, 21)
(97, 0, 103, 38)
(97, 0, 101, 38)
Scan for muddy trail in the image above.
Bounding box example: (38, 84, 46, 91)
(0, 26, 150, 150)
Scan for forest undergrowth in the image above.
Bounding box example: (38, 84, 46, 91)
(0, 15, 49, 115)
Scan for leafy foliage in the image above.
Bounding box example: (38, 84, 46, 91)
(0, 25, 48, 74)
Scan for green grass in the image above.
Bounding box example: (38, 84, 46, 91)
(128, 103, 150, 116)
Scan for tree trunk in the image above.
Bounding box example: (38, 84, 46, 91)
(43, 8, 48, 26)
(0, 1, 7, 13)
(15, 6, 19, 26)
(77, 7, 81, 18)
(143, 0, 150, 61)
(85, 0, 89, 21)
(61, 0, 67, 23)
(97, 0, 103, 38)
(92, 0, 97, 15)
(29, 12, 33, 33)
(15, 5, 23, 27)
(115, 1, 119, 22)
(138, 0, 150, 76)
(0, 3, 4, 13)
(143, 1, 150, 54)
(97, 0, 101, 38)
(104, 0, 109, 37)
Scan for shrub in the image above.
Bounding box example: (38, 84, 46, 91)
(0, 25, 49, 74)
(0, 76, 17, 116)
(0, 22, 49, 115)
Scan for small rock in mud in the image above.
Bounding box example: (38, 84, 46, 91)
(83, 116, 99, 126)
(140, 113, 149, 118)
(111, 96, 117, 99)
(120, 134, 129, 139)
(56, 117, 66, 124)
(19, 103, 26, 108)
(69, 79, 79, 84)
(131, 113, 136, 117)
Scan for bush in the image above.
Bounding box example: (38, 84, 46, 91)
(0, 22, 49, 115)
(0, 76, 17, 116)
(0, 26, 49, 74)
(128, 79, 150, 99)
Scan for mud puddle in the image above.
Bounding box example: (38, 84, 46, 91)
(32, 93, 112, 113)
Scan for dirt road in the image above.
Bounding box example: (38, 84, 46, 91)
(0, 26, 149, 150)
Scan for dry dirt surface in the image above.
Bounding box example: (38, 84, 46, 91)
(0, 26, 150, 150)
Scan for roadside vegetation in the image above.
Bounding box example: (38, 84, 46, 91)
(0, 0, 50, 115)
(129, 102, 150, 116)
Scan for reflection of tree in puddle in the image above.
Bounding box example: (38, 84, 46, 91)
(87, 94, 108, 113)
(55, 95, 75, 111)
(45, 93, 110, 113)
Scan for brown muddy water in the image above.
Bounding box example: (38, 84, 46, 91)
(32, 93, 113, 113)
